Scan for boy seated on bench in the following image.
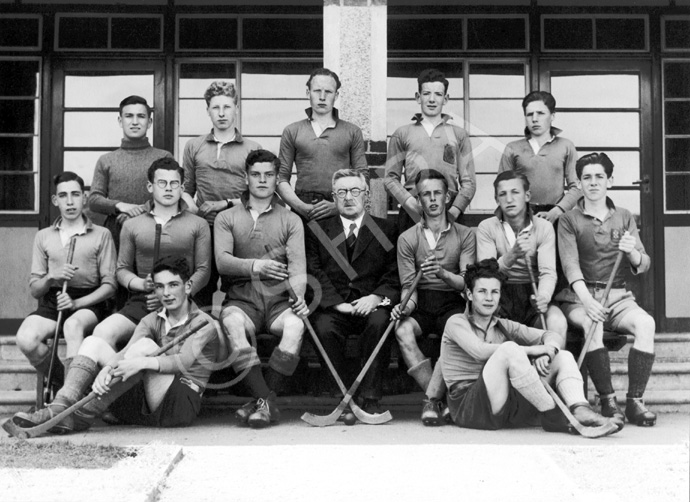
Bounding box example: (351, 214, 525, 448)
(556, 152, 656, 426)
(11, 256, 223, 433)
(440, 259, 622, 435)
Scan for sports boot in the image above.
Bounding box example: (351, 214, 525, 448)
(421, 398, 443, 426)
(625, 397, 657, 426)
(248, 393, 280, 429)
(541, 406, 572, 433)
(12, 403, 70, 435)
(234, 399, 258, 424)
(571, 402, 624, 432)
(599, 394, 625, 422)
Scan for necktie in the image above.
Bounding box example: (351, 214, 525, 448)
(346, 222, 357, 259)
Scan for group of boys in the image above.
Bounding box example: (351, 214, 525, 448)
(8, 67, 656, 438)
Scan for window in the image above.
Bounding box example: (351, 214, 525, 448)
(62, 72, 156, 188)
(56, 14, 163, 51)
(542, 15, 648, 52)
(663, 61, 690, 213)
(0, 15, 41, 51)
(389, 15, 528, 53)
(177, 16, 239, 51)
(0, 58, 40, 212)
(386, 60, 528, 213)
(663, 16, 690, 51)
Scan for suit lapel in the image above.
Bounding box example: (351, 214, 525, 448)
(323, 217, 349, 263)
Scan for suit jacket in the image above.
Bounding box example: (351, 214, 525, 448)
(306, 213, 400, 309)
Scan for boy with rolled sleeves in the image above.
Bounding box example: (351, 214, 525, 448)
(215, 149, 308, 429)
(17, 171, 116, 387)
(557, 152, 656, 426)
(391, 169, 475, 425)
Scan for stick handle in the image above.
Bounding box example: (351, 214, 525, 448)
(339, 269, 424, 407)
(525, 259, 548, 330)
(45, 237, 78, 405)
(152, 223, 162, 272)
(576, 251, 625, 369)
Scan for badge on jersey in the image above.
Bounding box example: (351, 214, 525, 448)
(611, 228, 623, 244)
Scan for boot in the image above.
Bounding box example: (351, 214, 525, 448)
(12, 403, 71, 435)
(599, 394, 625, 422)
(541, 406, 571, 433)
(234, 399, 258, 424)
(571, 402, 624, 432)
(421, 398, 443, 427)
(625, 397, 657, 426)
(248, 392, 280, 428)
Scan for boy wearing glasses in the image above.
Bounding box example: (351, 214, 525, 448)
(90, 158, 211, 351)
(307, 169, 400, 413)
(215, 150, 308, 429)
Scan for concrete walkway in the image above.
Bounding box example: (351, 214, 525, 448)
(2, 408, 686, 502)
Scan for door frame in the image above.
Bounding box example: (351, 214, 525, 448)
(537, 58, 656, 318)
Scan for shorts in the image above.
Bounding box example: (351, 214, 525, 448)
(556, 286, 640, 332)
(410, 289, 465, 336)
(117, 292, 150, 325)
(31, 287, 108, 323)
(499, 283, 540, 327)
(447, 372, 538, 430)
(222, 282, 290, 334)
(109, 375, 202, 428)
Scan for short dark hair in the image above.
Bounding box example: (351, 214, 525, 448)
(415, 168, 448, 192)
(245, 149, 280, 173)
(576, 152, 615, 179)
(522, 91, 556, 114)
(204, 81, 238, 106)
(493, 170, 530, 196)
(152, 256, 191, 283)
(465, 258, 506, 292)
(119, 95, 152, 117)
(147, 157, 184, 183)
(306, 68, 341, 91)
(53, 171, 84, 191)
(417, 68, 449, 94)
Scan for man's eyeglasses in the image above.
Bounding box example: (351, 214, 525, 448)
(155, 180, 181, 189)
(333, 188, 367, 199)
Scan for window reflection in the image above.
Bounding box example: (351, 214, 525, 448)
(64, 151, 111, 187)
(65, 75, 153, 108)
(552, 74, 639, 108)
(241, 101, 304, 136)
(557, 112, 640, 148)
(65, 112, 145, 148)
(469, 100, 523, 136)
(469, 64, 525, 98)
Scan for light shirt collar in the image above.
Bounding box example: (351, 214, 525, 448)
(422, 221, 451, 250)
(157, 309, 189, 336)
(248, 202, 273, 225)
(340, 213, 364, 237)
(420, 117, 437, 137)
(527, 134, 556, 155)
(57, 218, 87, 248)
(213, 130, 236, 159)
(310, 119, 335, 137)
(502, 219, 534, 247)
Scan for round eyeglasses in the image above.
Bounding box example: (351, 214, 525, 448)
(155, 180, 181, 189)
(333, 188, 366, 199)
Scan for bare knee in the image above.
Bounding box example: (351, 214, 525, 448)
(551, 349, 576, 370)
(222, 309, 248, 340)
(125, 338, 160, 358)
(633, 314, 655, 341)
(63, 318, 86, 346)
(494, 341, 528, 368)
(395, 322, 417, 351)
(16, 324, 44, 353)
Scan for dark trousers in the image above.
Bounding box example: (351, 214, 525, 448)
(311, 307, 393, 401)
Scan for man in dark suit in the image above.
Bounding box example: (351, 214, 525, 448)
(307, 169, 400, 412)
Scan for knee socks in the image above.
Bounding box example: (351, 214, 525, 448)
(627, 348, 655, 399)
(407, 359, 433, 393)
(425, 362, 447, 401)
(510, 367, 554, 412)
(585, 348, 614, 396)
(52, 355, 97, 409)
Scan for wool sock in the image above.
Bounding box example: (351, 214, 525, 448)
(425, 362, 447, 400)
(510, 367, 554, 412)
(52, 355, 97, 409)
(627, 348, 655, 399)
(584, 348, 615, 396)
(407, 358, 433, 393)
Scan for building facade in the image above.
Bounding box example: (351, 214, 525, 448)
(0, 0, 689, 331)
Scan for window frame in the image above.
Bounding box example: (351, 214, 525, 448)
(661, 15, 690, 52)
(54, 13, 164, 53)
(0, 55, 42, 216)
(540, 14, 649, 53)
(0, 14, 42, 52)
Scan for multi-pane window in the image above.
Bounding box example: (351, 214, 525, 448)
(663, 61, 690, 213)
(0, 58, 40, 212)
(542, 15, 648, 52)
(62, 72, 155, 188)
(56, 14, 163, 52)
(386, 60, 528, 213)
(0, 15, 41, 51)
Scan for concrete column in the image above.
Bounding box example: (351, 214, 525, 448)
(324, 0, 388, 218)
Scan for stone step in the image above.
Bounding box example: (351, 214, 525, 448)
(588, 390, 690, 414)
(0, 390, 34, 414)
(609, 334, 690, 361)
(0, 364, 37, 392)
(0, 335, 65, 362)
(586, 362, 690, 392)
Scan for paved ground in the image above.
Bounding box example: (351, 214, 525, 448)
(1, 404, 688, 502)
